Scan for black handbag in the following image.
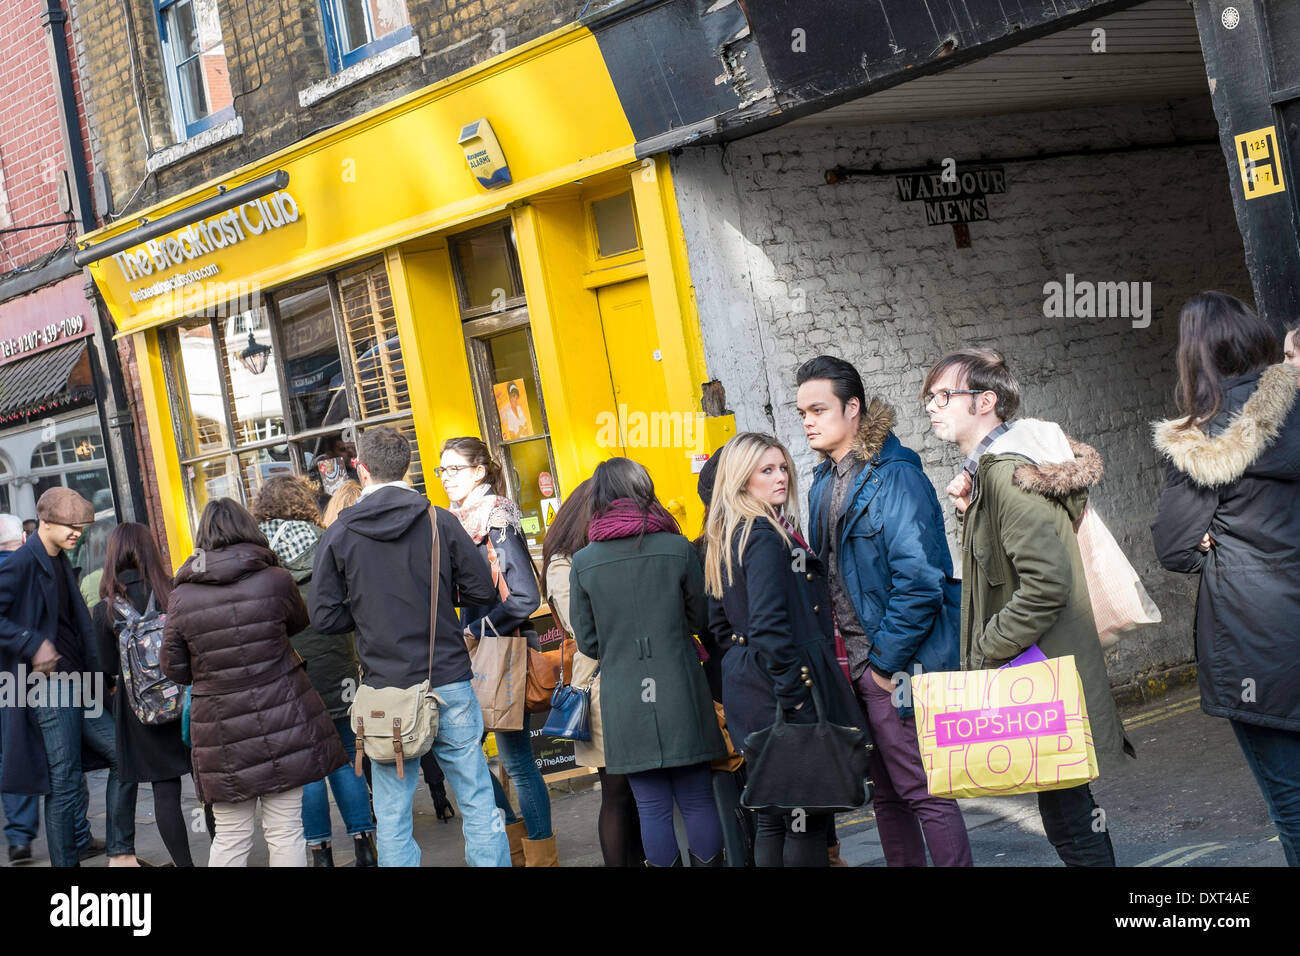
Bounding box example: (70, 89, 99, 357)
(739, 679, 873, 813)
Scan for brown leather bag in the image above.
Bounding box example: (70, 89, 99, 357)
(525, 636, 577, 713)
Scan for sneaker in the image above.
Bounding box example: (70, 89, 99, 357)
(78, 837, 106, 861)
(8, 844, 32, 863)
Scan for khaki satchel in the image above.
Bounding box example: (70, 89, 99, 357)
(350, 504, 443, 779)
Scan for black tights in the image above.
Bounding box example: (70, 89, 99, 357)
(151, 778, 194, 867)
(754, 810, 832, 867)
(596, 768, 644, 867)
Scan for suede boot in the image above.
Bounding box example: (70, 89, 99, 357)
(522, 834, 559, 867)
(505, 820, 527, 867)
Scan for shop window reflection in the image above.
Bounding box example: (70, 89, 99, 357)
(165, 319, 230, 457)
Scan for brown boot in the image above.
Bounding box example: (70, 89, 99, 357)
(827, 842, 848, 867)
(505, 821, 527, 867)
(522, 834, 559, 867)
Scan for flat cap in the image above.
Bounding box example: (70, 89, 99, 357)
(36, 487, 94, 527)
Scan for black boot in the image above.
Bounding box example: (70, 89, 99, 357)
(353, 832, 377, 868)
(430, 780, 455, 823)
(644, 855, 683, 867)
(689, 849, 724, 867)
(310, 844, 335, 867)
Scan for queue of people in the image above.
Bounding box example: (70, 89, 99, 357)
(1, 288, 1297, 868)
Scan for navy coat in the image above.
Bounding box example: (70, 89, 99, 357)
(0, 534, 104, 794)
(707, 518, 863, 750)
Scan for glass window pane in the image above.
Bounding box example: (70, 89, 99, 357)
(338, 0, 370, 52)
(301, 430, 359, 505)
(222, 307, 285, 448)
(486, 328, 546, 440)
(502, 437, 553, 549)
(176, 55, 208, 121)
(277, 284, 348, 434)
(369, 0, 409, 41)
(166, 319, 229, 458)
(65, 468, 112, 513)
(592, 192, 639, 257)
(185, 457, 237, 526)
(452, 226, 520, 311)
(0, 484, 10, 514)
(236, 445, 294, 506)
(338, 264, 410, 418)
(72, 514, 117, 583)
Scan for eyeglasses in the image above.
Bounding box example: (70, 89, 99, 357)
(433, 465, 476, 478)
(924, 389, 985, 409)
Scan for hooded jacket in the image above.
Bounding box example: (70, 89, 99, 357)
(309, 484, 497, 690)
(161, 542, 346, 805)
(1151, 363, 1300, 732)
(807, 399, 961, 714)
(960, 427, 1136, 770)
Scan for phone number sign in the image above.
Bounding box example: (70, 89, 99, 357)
(0, 314, 89, 363)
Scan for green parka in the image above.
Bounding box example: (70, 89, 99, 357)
(281, 528, 359, 721)
(960, 443, 1135, 771)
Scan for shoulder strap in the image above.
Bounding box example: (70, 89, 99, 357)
(427, 505, 441, 685)
(267, 521, 290, 551)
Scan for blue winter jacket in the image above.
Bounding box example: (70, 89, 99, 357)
(806, 401, 960, 714)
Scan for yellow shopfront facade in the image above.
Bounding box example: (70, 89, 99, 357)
(80, 25, 734, 566)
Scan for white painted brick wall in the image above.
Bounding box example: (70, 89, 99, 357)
(671, 95, 1253, 688)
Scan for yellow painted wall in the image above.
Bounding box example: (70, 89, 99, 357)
(133, 329, 193, 568)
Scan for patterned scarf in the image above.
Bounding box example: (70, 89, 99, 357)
(448, 481, 524, 544)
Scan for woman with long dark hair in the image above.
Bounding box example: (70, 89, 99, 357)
(541, 479, 644, 866)
(161, 498, 346, 866)
(437, 436, 555, 866)
(1152, 291, 1300, 866)
(568, 458, 726, 866)
(93, 522, 193, 867)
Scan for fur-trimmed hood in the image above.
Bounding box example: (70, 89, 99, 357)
(847, 398, 897, 462)
(1152, 363, 1300, 488)
(983, 418, 1104, 500)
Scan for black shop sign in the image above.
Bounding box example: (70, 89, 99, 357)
(896, 166, 1006, 225)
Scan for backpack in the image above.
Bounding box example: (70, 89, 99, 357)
(114, 593, 183, 725)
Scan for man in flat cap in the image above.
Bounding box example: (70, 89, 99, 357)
(0, 488, 132, 866)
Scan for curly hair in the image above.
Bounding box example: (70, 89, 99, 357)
(252, 474, 321, 525)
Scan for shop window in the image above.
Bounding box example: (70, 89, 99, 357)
(29, 425, 117, 583)
(452, 222, 526, 316)
(591, 192, 641, 258)
(156, 0, 235, 140)
(320, 0, 413, 72)
(162, 258, 425, 534)
(0, 457, 10, 514)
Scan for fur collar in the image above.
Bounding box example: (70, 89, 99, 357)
(1152, 363, 1300, 488)
(1011, 438, 1104, 499)
(849, 398, 897, 462)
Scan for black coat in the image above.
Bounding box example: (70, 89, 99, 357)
(0, 535, 104, 794)
(310, 485, 498, 690)
(461, 522, 541, 637)
(1152, 363, 1300, 732)
(708, 518, 862, 749)
(92, 571, 191, 784)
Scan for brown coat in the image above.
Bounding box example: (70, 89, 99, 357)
(162, 542, 346, 805)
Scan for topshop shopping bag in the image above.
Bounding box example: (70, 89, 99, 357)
(464, 618, 527, 732)
(910, 655, 1099, 799)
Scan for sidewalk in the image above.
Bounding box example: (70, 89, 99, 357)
(3, 686, 1287, 867)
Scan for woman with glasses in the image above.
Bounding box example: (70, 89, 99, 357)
(436, 437, 556, 867)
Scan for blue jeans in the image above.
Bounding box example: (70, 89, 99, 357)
(303, 716, 374, 844)
(369, 680, 509, 867)
(31, 702, 131, 866)
(1231, 720, 1300, 867)
(627, 762, 723, 866)
(1, 743, 39, 846)
(492, 714, 552, 839)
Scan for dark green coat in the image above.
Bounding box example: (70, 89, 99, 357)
(282, 530, 358, 720)
(960, 450, 1135, 771)
(569, 532, 726, 775)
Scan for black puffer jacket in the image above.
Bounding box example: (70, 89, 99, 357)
(1152, 363, 1300, 732)
(162, 542, 346, 804)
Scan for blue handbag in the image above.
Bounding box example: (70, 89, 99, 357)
(541, 662, 597, 742)
(180, 686, 193, 747)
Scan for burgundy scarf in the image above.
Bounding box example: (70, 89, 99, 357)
(588, 498, 680, 541)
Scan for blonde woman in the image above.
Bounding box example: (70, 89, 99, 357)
(704, 432, 860, 867)
(322, 481, 362, 529)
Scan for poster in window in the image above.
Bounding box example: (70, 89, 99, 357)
(494, 379, 534, 440)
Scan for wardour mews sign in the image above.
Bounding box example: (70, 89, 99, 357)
(110, 190, 300, 299)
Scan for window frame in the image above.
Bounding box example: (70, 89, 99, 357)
(319, 0, 415, 73)
(156, 0, 236, 141)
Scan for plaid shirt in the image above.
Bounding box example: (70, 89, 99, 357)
(259, 519, 320, 565)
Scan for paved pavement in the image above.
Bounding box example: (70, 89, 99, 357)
(3, 684, 1288, 867)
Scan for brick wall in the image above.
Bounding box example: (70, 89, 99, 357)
(0, 0, 92, 269)
(671, 95, 1253, 690)
(73, 0, 596, 221)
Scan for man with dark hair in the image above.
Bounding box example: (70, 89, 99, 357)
(796, 355, 973, 867)
(924, 350, 1134, 866)
(0, 489, 132, 867)
(310, 426, 509, 866)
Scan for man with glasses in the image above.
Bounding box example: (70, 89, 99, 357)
(922, 349, 1134, 866)
(797, 355, 972, 867)
(0, 489, 132, 867)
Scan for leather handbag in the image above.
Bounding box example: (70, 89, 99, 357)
(526, 634, 577, 713)
(739, 678, 873, 813)
(350, 504, 443, 779)
(541, 649, 595, 741)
